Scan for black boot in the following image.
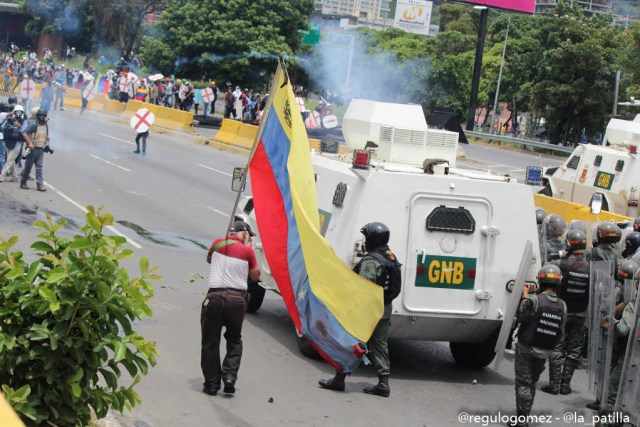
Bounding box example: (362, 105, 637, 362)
(319, 372, 346, 391)
(363, 375, 390, 397)
(541, 384, 559, 395)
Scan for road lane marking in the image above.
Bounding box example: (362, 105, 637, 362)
(43, 181, 142, 249)
(196, 163, 232, 177)
(89, 154, 131, 172)
(194, 202, 230, 217)
(98, 132, 134, 145)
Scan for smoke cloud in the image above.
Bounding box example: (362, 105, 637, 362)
(297, 29, 432, 105)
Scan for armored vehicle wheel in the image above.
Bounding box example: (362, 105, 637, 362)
(450, 332, 498, 368)
(246, 280, 265, 313)
(296, 332, 322, 360)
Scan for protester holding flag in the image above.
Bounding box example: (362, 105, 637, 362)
(247, 56, 383, 381)
(201, 220, 260, 396)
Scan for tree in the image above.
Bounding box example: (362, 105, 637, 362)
(0, 207, 159, 426)
(19, 0, 95, 53)
(525, 4, 621, 144)
(139, 0, 314, 86)
(91, 0, 166, 59)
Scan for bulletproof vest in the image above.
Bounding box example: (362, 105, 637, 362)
(518, 294, 566, 350)
(557, 257, 590, 313)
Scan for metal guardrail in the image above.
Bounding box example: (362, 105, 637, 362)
(465, 130, 575, 154)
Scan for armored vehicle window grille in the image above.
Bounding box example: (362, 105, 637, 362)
(616, 160, 624, 171)
(567, 155, 581, 169)
(426, 206, 475, 234)
(332, 182, 348, 207)
(594, 155, 602, 166)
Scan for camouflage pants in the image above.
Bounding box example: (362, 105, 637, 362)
(368, 303, 392, 376)
(605, 356, 623, 409)
(549, 315, 585, 386)
(515, 344, 547, 417)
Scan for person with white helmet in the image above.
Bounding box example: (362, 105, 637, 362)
(0, 104, 32, 182)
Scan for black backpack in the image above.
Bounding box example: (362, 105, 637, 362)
(368, 250, 402, 304)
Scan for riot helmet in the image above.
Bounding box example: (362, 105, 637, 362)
(0, 102, 8, 113)
(617, 260, 639, 282)
(623, 232, 640, 258)
(537, 264, 563, 287)
(596, 222, 622, 244)
(543, 214, 566, 238)
(535, 208, 547, 225)
(361, 222, 390, 250)
(565, 229, 587, 251)
(7, 95, 17, 106)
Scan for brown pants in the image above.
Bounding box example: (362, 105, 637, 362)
(200, 290, 246, 390)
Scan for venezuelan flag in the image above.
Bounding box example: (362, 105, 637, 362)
(248, 62, 383, 373)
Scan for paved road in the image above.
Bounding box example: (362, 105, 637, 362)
(0, 109, 594, 427)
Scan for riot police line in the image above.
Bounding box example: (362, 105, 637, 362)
(529, 210, 640, 426)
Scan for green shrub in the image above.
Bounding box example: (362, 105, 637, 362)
(0, 206, 159, 426)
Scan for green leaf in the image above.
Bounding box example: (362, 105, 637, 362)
(38, 286, 56, 301)
(113, 341, 126, 362)
(70, 383, 81, 398)
(46, 270, 68, 283)
(69, 237, 94, 250)
(13, 384, 31, 401)
(26, 261, 44, 282)
(30, 241, 54, 252)
(69, 367, 84, 383)
(139, 257, 149, 275)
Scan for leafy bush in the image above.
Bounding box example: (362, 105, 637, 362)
(0, 206, 159, 426)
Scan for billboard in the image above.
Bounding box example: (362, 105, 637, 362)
(394, 0, 433, 36)
(458, 0, 535, 14)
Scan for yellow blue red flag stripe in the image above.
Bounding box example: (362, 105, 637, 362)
(248, 63, 383, 372)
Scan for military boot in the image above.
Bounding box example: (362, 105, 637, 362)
(363, 375, 390, 397)
(318, 372, 346, 391)
(560, 360, 578, 395)
(541, 360, 562, 395)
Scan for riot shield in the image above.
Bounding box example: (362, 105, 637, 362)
(568, 220, 588, 235)
(587, 260, 616, 405)
(493, 240, 534, 370)
(541, 216, 567, 263)
(613, 295, 640, 424)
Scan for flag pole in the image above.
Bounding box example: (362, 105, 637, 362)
(225, 52, 289, 236)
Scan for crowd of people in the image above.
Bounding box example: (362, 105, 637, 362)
(106, 70, 269, 124)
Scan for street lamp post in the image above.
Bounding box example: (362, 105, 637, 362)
(466, 6, 489, 131)
(490, 18, 510, 134)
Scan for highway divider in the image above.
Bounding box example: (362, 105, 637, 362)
(534, 194, 630, 223)
(213, 118, 334, 153)
(123, 99, 194, 132)
(25, 83, 194, 132)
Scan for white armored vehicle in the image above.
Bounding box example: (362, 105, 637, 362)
(537, 115, 640, 217)
(239, 99, 541, 368)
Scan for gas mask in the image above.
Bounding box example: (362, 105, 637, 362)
(37, 115, 47, 125)
(13, 111, 24, 121)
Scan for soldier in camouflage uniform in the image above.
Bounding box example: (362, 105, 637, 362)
(586, 222, 622, 262)
(542, 214, 566, 263)
(510, 264, 567, 427)
(542, 230, 590, 396)
(319, 222, 401, 398)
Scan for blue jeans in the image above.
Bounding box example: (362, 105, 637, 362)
(0, 139, 5, 171)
